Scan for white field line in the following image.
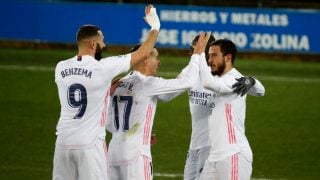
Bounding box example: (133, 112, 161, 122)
(0, 64, 54, 72)
(0, 64, 319, 83)
(154, 173, 182, 178)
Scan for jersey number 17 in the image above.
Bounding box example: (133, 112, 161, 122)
(112, 96, 133, 131)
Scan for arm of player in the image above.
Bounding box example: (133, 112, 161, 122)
(166, 32, 212, 91)
(248, 78, 265, 96)
(149, 61, 188, 101)
(156, 64, 186, 102)
(199, 56, 234, 93)
(143, 53, 201, 97)
(131, 5, 160, 68)
(144, 32, 211, 99)
(110, 77, 122, 96)
(106, 77, 123, 132)
(106, 98, 117, 133)
(155, 56, 200, 102)
(151, 134, 157, 146)
(232, 76, 265, 97)
(157, 91, 184, 102)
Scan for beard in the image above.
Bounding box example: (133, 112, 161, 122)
(94, 44, 103, 61)
(211, 58, 226, 76)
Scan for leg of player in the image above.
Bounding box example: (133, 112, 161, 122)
(184, 150, 198, 180)
(196, 146, 210, 179)
(119, 154, 153, 180)
(53, 148, 76, 179)
(77, 139, 108, 180)
(200, 153, 252, 180)
(198, 159, 218, 180)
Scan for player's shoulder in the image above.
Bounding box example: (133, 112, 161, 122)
(122, 72, 157, 89)
(225, 68, 243, 78)
(232, 68, 244, 78)
(142, 75, 164, 86)
(101, 53, 131, 61)
(56, 56, 76, 66)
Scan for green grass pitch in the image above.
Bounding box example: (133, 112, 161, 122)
(0, 48, 319, 179)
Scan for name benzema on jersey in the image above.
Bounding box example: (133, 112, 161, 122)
(61, 68, 92, 79)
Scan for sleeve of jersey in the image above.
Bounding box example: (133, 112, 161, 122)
(157, 91, 183, 102)
(100, 53, 131, 77)
(248, 78, 265, 97)
(105, 97, 117, 133)
(199, 55, 233, 93)
(54, 62, 62, 83)
(143, 53, 201, 97)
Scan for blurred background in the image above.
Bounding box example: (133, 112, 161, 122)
(1, 0, 320, 57)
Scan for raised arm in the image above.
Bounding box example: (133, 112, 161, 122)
(144, 33, 212, 98)
(144, 53, 202, 97)
(131, 5, 160, 68)
(199, 55, 234, 93)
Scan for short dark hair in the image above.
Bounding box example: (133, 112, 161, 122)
(128, 44, 156, 54)
(190, 33, 215, 60)
(76, 25, 101, 43)
(210, 39, 237, 64)
(128, 44, 142, 53)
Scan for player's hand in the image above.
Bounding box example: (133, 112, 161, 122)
(144, 4, 160, 31)
(151, 134, 157, 146)
(193, 32, 211, 55)
(232, 76, 256, 97)
(110, 77, 122, 96)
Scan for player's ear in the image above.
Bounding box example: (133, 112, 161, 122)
(89, 39, 95, 49)
(225, 54, 232, 63)
(143, 58, 149, 65)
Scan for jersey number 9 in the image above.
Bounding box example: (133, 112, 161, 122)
(67, 83, 87, 119)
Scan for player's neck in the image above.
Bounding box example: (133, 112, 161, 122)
(77, 48, 95, 58)
(137, 68, 154, 76)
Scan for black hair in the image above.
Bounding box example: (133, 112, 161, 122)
(190, 34, 215, 60)
(128, 44, 156, 54)
(129, 44, 142, 53)
(76, 25, 101, 43)
(210, 39, 237, 64)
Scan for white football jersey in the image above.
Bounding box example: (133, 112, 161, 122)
(152, 70, 214, 151)
(199, 57, 265, 162)
(107, 53, 202, 165)
(187, 77, 215, 150)
(55, 54, 131, 149)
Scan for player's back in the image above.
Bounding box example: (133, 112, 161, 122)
(55, 54, 130, 149)
(108, 71, 157, 165)
(55, 55, 112, 149)
(108, 57, 201, 165)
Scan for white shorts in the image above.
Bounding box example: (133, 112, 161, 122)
(184, 146, 210, 180)
(109, 154, 152, 180)
(199, 153, 252, 180)
(52, 139, 109, 180)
